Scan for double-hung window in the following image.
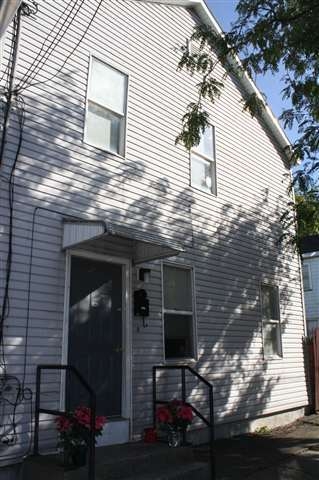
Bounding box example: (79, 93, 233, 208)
(191, 125, 217, 195)
(85, 57, 128, 156)
(163, 264, 195, 359)
(260, 284, 282, 358)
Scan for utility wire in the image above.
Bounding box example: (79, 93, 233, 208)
(17, 0, 83, 90)
(19, 0, 103, 92)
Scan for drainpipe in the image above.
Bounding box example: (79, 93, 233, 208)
(290, 171, 308, 337)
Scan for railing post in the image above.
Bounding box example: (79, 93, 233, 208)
(181, 367, 187, 446)
(88, 392, 96, 480)
(209, 386, 216, 480)
(33, 366, 41, 455)
(152, 366, 157, 430)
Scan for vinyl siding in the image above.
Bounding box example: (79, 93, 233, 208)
(0, 0, 307, 461)
(303, 256, 319, 332)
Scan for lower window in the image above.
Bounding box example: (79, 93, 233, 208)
(163, 265, 195, 359)
(260, 284, 282, 357)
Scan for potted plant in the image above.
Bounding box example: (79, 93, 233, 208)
(156, 399, 193, 447)
(55, 406, 107, 468)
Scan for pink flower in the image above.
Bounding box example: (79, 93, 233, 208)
(55, 416, 72, 432)
(74, 406, 91, 428)
(95, 416, 107, 431)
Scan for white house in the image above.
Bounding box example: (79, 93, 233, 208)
(0, 0, 309, 474)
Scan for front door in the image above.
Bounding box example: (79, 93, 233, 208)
(67, 255, 123, 420)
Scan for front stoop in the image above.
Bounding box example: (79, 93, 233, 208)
(22, 443, 210, 480)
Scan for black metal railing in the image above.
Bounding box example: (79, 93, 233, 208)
(34, 364, 96, 480)
(152, 365, 215, 480)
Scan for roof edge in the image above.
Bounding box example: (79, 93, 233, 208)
(140, 0, 292, 161)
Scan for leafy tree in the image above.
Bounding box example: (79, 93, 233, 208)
(177, 0, 319, 247)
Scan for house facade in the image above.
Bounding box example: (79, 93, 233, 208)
(301, 236, 319, 333)
(0, 0, 309, 468)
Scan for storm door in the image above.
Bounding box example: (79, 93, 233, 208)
(67, 255, 123, 417)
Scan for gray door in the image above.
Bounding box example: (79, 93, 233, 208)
(67, 256, 123, 417)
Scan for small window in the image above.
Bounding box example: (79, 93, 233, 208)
(85, 57, 128, 155)
(260, 284, 282, 358)
(191, 125, 217, 195)
(163, 265, 195, 359)
(302, 263, 312, 291)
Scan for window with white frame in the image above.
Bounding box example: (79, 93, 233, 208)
(191, 125, 217, 195)
(85, 57, 128, 155)
(302, 263, 312, 291)
(260, 284, 282, 358)
(163, 264, 195, 359)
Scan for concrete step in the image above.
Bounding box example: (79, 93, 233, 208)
(22, 443, 211, 480)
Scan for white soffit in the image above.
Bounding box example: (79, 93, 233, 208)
(62, 220, 184, 264)
(138, 0, 292, 159)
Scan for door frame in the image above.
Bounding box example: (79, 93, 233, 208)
(61, 249, 132, 429)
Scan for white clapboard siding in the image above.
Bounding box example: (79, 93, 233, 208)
(0, 0, 307, 460)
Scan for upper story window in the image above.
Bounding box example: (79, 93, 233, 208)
(260, 284, 282, 358)
(163, 264, 195, 359)
(191, 125, 217, 195)
(85, 57, 128, 156)
(302, 263, 312, 291)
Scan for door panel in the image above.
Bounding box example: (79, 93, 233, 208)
(67, 256, 123, 417)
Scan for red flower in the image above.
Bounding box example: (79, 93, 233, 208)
(177, 405, 193, 422)
(156, 406, 173, 424)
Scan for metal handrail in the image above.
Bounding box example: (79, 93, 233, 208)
(34, 364, 96, 480)
(152, 365, 215, 480)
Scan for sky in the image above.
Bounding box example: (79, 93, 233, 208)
(205, 0, 298, 144)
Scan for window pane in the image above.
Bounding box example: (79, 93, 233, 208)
(164, 313, 193, 358)
(191, 153, 216, 194)
(89, 58, 127, 114)
(86, 102, 121, 153)
(261, 285, 279, 320)
(163, 266, 192, 311)
(302, 264, 311, 291)
(195, 125, 214, 159)
(263, 322, 281, 357)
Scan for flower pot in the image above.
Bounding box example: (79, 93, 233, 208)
(167, 428, 181, 448)
(71, 444, 87, 468)
(63, 444, 87, 469)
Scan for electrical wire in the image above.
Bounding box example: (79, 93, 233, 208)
(19, 0, 103, 92)
(17, 0, 83, 91)
(0, 0, 103, 461)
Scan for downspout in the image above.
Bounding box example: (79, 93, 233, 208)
(290, 171, 308, 337)
(0, 6, 22, 169)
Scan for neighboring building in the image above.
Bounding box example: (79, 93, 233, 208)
(301, 235, 319, 333)
(0, 0, 309, 470)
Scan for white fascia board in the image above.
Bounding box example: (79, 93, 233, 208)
(139, 0, 292, 161)
(0, 0, 22, 37)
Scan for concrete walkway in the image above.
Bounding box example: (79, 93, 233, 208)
(214, 415, 319, 479)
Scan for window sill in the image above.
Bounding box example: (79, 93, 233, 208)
(163, 358, 197, 366)
(83, 138, 126, 160)
(263, 354, 283, 361)
(190, 184, 217, 197)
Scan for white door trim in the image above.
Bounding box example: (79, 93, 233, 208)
(61, 248, 132, 439)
